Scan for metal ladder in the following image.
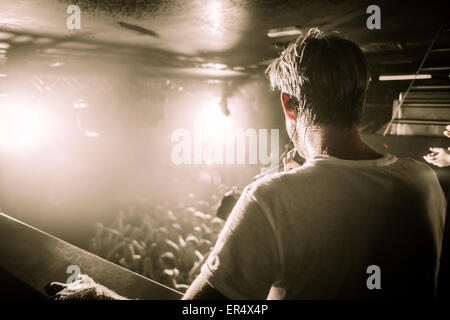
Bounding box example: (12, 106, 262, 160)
(382, 24, 450, 136)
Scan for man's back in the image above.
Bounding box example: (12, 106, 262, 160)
(201, 154, 446, 299)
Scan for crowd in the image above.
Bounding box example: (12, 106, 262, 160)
(89, 192, 226, 293)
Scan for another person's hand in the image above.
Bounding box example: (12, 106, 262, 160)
(45, 274, 127, 300)
(283, 148, 301, 171)
(423, 147, 450, 168)
(444, 125, 450, 138)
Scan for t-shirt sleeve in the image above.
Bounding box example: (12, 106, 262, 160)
(200, 186, 281, 299)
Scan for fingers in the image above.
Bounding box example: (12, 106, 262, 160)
(283, 157, 293, 171)
(45, 282, 67, 296)
(431, 161, 448, 168)
(423, 156, 439, 166)
(283, 158, 301, 171)
(429, 147, 443, 153)
(423, 155, 433, 164)
(45, 274, 95, 297)
(286, 148, 296, 160)
(78, 274, 95, 284)
(444, 125, 450, 137)
(285, 163, 294, 171)
(424, 147, 450, 164)
(282, 156, 289, 171)
(424, 150, 440, 159)
(283, 148, 300, 171)
(424, 155, 450, 167)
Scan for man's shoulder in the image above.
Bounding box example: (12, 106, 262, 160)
(397, 158, 443, 194)
(245, 165, 315, 199)
(394, 157, 437, 177)
(395, 156, 428, 167)
(245, 156, 436, 195)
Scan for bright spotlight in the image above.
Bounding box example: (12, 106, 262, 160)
(0, 103, 48, 151)
(204, 0, 224, 35)
(198, 99, 233, 142)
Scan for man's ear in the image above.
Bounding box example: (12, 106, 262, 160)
(281, 92, 297, 121)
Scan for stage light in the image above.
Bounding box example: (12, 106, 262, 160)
(84, 130, 100, 138)
(378, 74, 432, 81)
(267, 27, 302, 38)
(204, 0, 224, 35)
(73, 98, 88, 109)
(201, 62, 228, 70)
(50, 62, 64, 68)
(0, 103, 49, 151)
(197, 99, 233, 143)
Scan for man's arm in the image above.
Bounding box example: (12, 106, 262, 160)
(182, 274, 229, 300)
(183, 186, 280, 300)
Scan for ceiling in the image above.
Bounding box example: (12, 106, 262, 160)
(0, 0, 448, 77)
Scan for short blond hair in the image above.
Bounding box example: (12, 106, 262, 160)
(265, 28, 369, 129)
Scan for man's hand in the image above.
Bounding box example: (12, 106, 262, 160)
(423, 147, 450, 168)
(46, 274, 128, 300)
(283, 148, 301, 171)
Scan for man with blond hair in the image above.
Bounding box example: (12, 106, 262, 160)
(183, 28, 446, 299)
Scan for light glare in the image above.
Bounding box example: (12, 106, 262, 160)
(0, 104, 48, 151)
(379, 74, 432, 81)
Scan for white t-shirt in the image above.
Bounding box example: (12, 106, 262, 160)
(201, 153, 446, 299)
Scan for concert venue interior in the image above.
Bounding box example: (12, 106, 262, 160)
(0, 0, 449, 301)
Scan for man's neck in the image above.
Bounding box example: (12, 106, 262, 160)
(301, 125, 382, 161)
